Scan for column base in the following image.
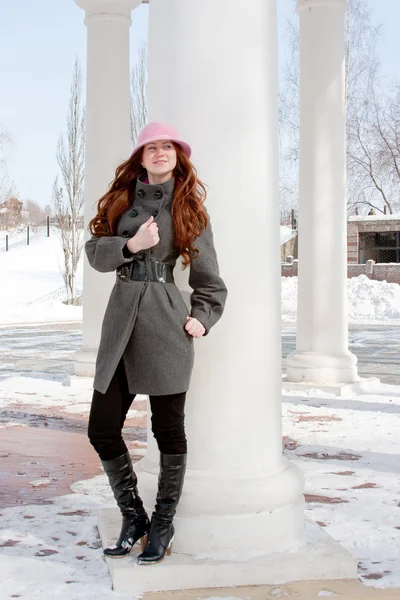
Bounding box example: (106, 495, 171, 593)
(135, 457, 305, 555)
(286, 351, 359, 385)
(98, 511, 357, 595)
(63, 348, 96, 388)
(63, 374, 94, 389)
(73, 348, 97, 378)
(282, 374, 380, 396)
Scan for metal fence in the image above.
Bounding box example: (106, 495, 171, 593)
(0, 217, 84, 252)
(0, 217, 51, 252)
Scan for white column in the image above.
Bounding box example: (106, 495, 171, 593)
(286, 0, 359, 385)
(73, 0, 141, 377)
(137, 0, 304, 555)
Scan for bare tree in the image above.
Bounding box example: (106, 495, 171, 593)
(52, 59, 85, 304)
(24, 199, 47, 226)
(347, 85, 400, 215)
(279, 17, 300, 215)
(375, 85, 400, 211)
(279, 0, 384, 214)
(130, 41, 148, 147)
(0, 126, 16, 205)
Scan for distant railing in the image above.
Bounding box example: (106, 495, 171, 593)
(0, 217, 85, 252)
(24, 286, 83, 306)
(0, 217, 51, 252)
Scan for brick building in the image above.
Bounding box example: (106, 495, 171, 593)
(282, 215, 400, 284)
(0, 197, 23, 229)
(347, 216, 400, 285)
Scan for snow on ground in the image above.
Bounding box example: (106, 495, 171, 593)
(0, 374, 399, 595)
(0, 230, 83, 325)
(0, 478, 137, 600)
(283, 383, 400, 588)
(282, 275, 400, 324)
(0, 376, 145, 418)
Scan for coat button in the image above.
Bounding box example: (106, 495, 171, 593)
(122, 230, 131, 238)
(137, 189, 145, 199)
(130, 209, 138, 218)
(152, 210, 159, 217)
(154, 190, 163, 200)
(137, 252, 145, 260)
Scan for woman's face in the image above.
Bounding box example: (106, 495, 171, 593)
(142, 140, 177, 180)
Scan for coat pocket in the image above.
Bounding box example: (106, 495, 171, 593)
(162, 284, 190, 318)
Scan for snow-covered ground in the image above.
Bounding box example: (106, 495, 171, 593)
(0, 375, 399, 597)
(0, 231, 83, 325)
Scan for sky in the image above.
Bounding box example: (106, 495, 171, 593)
(1, 0, 399, 207)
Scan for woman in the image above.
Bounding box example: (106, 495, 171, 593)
(85, 122, 227, 565)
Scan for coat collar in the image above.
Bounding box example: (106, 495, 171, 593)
(134, 173, 175, 206)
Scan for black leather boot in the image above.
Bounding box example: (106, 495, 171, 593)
(137, 453, 187, 565)
(101, 452, 150, 558)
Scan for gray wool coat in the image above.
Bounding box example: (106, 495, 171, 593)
(85, 175, 228, 396)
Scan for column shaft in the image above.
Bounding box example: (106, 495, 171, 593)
(137, 0, 304, 555)
(73, 0, 141, 376)
(287, 0, 358, 384)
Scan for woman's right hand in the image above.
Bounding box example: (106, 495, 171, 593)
(126, 216, 159, 254)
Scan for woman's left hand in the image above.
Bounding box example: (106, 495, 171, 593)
(185, 316, 206, 338)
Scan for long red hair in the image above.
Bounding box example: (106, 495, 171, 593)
(89, 144, 208, 268)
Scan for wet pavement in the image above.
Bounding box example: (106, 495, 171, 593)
(0, 322, 81, 383)
(282, 324, 400, 385)
(1, 321, 399, 385)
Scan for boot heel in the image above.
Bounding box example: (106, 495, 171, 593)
(166, 536, 174, 556)
(140, 535, 148, 552)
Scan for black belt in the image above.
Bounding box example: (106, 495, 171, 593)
(117, 258, 174, 283)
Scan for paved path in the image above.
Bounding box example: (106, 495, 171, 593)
(1, 322, 399, 385)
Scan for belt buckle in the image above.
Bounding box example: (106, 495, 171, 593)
(152, 260, 167, 283)
(117, 263, 133, 282)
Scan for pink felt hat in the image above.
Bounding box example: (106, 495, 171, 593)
(131, 122, 192, 159)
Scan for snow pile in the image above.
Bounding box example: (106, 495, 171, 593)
(348, 275, 400, 322)
(281, 275, 400, 324)
(281, 276, 298, 322)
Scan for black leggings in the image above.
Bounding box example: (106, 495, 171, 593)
(88, 360, 187, 461)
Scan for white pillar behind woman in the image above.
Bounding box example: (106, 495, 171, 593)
(73, 0, 141, 378)
(137, 0, 305, 555)
(286, 0, 359, 385)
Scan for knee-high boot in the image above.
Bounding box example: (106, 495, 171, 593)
(101, 452, 150, 558)
(137, 453, 187, 565)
